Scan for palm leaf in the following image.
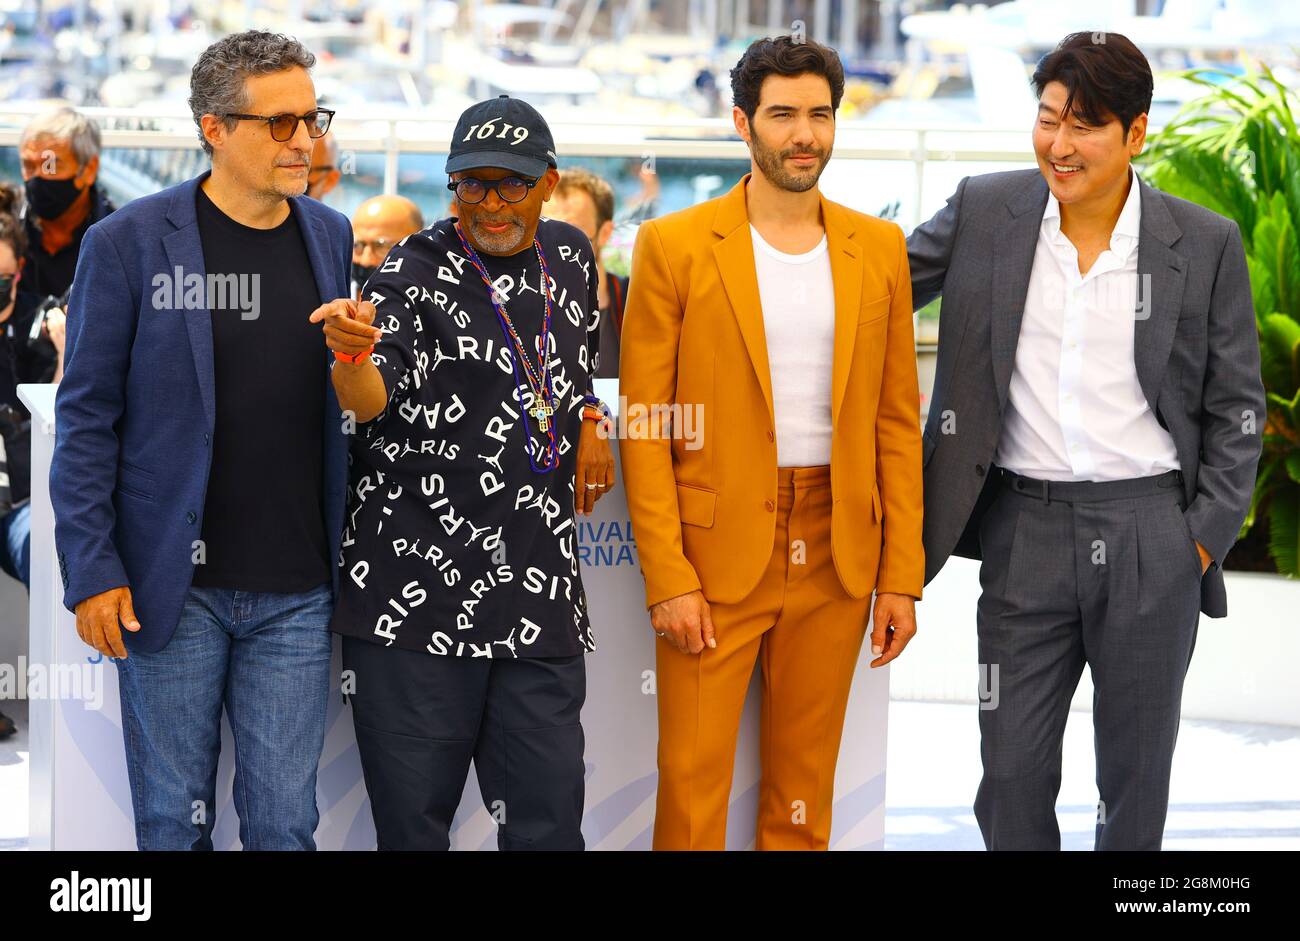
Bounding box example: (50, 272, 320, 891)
(1267, 485, 1300, 576)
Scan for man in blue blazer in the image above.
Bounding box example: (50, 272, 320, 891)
(50, 30, 355, 850)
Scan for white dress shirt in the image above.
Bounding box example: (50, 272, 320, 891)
(995, 167, 1180, 481)
(750, 224, 836, 467)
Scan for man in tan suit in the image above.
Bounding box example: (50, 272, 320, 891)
(620, 35, 925, 850)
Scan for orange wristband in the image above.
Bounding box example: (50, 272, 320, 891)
(334, 346, 373, 364)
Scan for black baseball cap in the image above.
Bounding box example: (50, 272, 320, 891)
(446, 94, 558, 180)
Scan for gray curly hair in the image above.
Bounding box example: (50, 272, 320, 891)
(189, 30, 316, 156)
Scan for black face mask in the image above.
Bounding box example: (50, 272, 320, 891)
(351, 261, 378, 292)
(25, 175, 84, 221)
(0, 275, 13, 311)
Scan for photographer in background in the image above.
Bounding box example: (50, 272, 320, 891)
(18, 107, 115, 304)
(0, 182, 64, 741)
(548, 167, 626, 378)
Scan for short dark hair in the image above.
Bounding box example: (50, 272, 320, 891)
(730, 35, 845, 121)
(1031, 32, 1153, 134)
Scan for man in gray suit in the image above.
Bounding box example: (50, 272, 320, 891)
(909, 32, 1264, 850)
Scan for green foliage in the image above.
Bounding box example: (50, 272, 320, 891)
(1141, 66, 1300, 576)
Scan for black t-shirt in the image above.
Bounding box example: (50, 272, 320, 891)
(330, 216, 600, 659)
(191, 186, 330, 591)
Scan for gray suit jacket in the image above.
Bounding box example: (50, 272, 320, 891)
(909, 168, 1264, 617)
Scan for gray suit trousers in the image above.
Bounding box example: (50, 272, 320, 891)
(975, 467, 1202, 851)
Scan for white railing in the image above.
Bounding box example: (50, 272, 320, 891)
(0, 105, 1050, 228)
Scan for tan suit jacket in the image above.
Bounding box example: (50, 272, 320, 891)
(619, 173, 924, 609)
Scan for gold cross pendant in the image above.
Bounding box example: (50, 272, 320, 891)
(530, 402, 554, 432)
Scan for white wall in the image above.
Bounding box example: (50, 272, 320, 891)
(894, 557, 1300, 728)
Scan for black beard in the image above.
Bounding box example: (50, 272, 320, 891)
(751, 137, 830, 193)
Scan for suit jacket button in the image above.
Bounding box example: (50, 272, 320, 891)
(186, 511, 197, 524)
(767, 430, 774, 442)
(976, 464, 986, 476)
(764, 500, 775, 512)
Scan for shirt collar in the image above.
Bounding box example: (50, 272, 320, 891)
(1041, 165, 1142, 260)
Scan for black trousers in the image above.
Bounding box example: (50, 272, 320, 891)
(342, 636, 587, 851)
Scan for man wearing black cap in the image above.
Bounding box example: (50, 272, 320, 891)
(309, 95, 615, 851)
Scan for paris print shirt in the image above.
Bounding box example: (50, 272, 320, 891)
(328, 215, 602, 659)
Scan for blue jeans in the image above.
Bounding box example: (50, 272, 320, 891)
(114, 583, 333, 850)
(0, 501, 30, 587)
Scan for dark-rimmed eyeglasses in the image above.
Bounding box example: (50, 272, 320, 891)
(220, 109, 335, 142)
(447, 176, 538, 205)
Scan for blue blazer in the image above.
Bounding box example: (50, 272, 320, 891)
(51, 171, 352, 653)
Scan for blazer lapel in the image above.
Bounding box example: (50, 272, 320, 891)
(287, 195, 348, 494)
(821, 195, 863, 427)
(711, 176, 775, 428)
(992, 176, 1049, 412)
(1133, 179, 1186, 414)
(164, 174, 215, 428)
(288, 196, 340, 311)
